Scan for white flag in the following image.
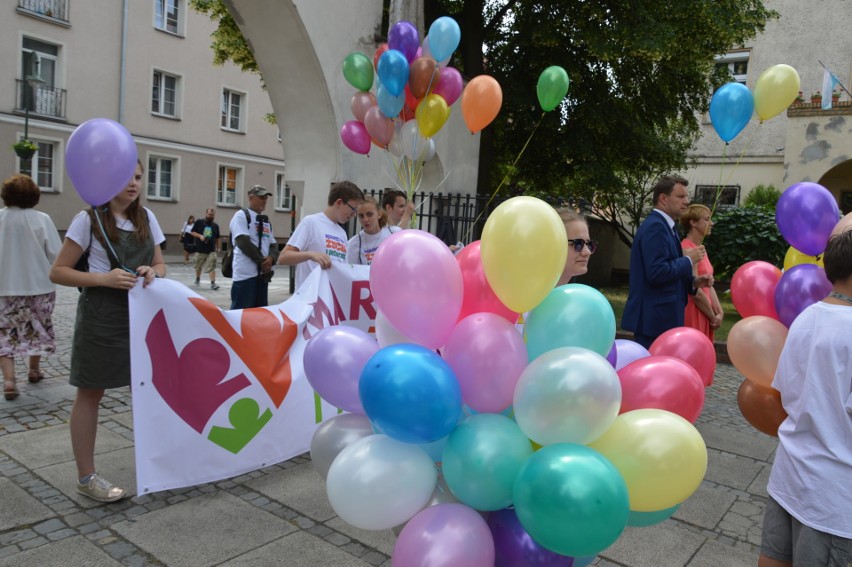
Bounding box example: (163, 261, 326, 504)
(822, 68, 839, 110)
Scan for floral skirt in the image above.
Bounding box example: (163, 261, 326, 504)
(0, 292, 56, 358)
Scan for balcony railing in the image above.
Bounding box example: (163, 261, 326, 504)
(16, 79, 67, 120)
(17, 0, 68, 23)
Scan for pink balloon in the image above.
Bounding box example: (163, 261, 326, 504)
(649, 327, 716, 387)
(731, 261, 781, 320)
(614, 339, 651, 371)
(340, 121, 371, 155)
(364, 106, 395, 147)
(370, 230, 464, 349)
(442, 313, 528, 413)
(432, 67, 463, 106)
(618, 356, 706, 423)
(457, 241, 518, 324)
(392, 503, 495, 567)
(350, 91, 377, 122)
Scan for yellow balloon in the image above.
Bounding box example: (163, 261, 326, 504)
(589, 409, 707, 512)
(415, 94, 450, 137)
(480, 197, 568, 312)
(753, 64, 800, 121)
(783, 246, 824, 271)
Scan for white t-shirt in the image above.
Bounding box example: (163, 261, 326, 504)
(181, 222, 193, 236)
(287, 212, 348, 289)
(346, 226, 400, 265)
(229, 208, 275, 282)
(66, 208, 165, 273)
(768, 301, 852, 538)
(0, 207, 62, 295)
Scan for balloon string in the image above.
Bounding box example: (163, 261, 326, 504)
(462, 112, 547, 242)
(720, 122, 759, 188)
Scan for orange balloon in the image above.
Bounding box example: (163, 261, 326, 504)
(737, 379, 787, 437)
(461, 75, 502, 133)
(727, 316, 788, 388)
(409, 57, 439, 99)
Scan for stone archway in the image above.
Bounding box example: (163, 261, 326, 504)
(818, 159, 852, 215)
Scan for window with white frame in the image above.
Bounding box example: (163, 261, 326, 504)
(715, 51, 749, 85)
(693, 185, 740, 210)
(22, 37, 60, 117)
(221, 88, 244, 132)
(217, 165, 241, 205)
(19, 139, 59, 192)
(152, 70, 179, 117)
(147, 156, 176, 200)
(275, 173, 292, 211)
(154, 0, 183, 35)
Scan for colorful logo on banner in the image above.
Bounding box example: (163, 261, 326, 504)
(144, 298, 297, 454)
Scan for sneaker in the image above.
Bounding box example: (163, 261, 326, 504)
(210, 282, 220, 290)
(195, 278, 200, 285)
(77, 473, 127, 503)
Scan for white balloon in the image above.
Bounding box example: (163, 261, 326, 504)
(375, 310, 418, 348)
(327, 435, 437, 530)
(310, 413, 375, 480)
(418, 137, 436, 162)
(388, 128, 403, 157)
(401, 120, 426, 160)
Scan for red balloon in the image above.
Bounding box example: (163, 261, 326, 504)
(617, 355, 706, 423)
(731, 261, 782, 320)
(649, 327, 716, 387)
(456, 241, 518, 324)
(373, 43, 388, 71)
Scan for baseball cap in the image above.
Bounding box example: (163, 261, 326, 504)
(248, 185, 272, 197)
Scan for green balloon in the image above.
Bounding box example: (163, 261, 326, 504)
(513, 443, 629, 557)
(343, 52, 374, 91)
(536, 65, 570, 112)
(627, 504, 680, 527)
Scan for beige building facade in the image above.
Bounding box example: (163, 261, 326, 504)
(3, 0, 288, 247)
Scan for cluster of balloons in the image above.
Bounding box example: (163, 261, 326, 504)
(340, 17, 501, 160)
(304, 195, 713, 565)
(729, 181, 840, 435)
(65, 118, 138, 206)
(709, 63, 800, 143)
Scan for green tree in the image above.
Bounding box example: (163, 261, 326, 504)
(704, 206, 786, 281)
(743, 183, 781, 209)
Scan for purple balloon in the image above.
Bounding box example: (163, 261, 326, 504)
(66, 118, 138, 206)
(488, 508, 574, 567)
(392, 503, 495, 567)
(776, 182, 841, 256)
(774, 264, 832, 327)
(614, 339, 651, 371)
(605, 342, 618, 369)
(340, 121, 371, 155)
(303, 325, 378, 413)
(388, 21, 420, 63)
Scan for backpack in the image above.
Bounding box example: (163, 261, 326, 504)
(221, 209, 251, 278)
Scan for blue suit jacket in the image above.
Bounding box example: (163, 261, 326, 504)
(621, 210, 694, 339)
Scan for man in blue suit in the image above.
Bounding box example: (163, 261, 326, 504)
(622, 175, 714, 349)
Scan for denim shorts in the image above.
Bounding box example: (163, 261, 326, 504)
(761, 496, 852, 566)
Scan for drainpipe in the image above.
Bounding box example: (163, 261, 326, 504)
(118, 0, 129, 123)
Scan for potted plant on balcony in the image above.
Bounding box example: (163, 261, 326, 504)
(832, 89, 841, 104)
(11, 139, 38, 161)
(794, 91, 805, 105)
(810, 91, 822, 104)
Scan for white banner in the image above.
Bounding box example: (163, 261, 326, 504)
(129, 264, 372, 494)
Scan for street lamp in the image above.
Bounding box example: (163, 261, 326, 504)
(16, 51, 46, 167)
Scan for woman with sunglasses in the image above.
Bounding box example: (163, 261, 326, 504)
(50, 160, 166, 503)
(557, 209, 597, 285)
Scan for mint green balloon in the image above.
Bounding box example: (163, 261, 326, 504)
(513, 443, 629, 557)
(343, 52, 374, 91)
(537, 66, 570, 112)
(442, 413, 532, 511)
(524, 283, 616, 361)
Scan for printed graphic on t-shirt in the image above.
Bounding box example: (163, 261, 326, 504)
(325, 235, 347, 261)
(203, 225, 214, 239)
(362, 244, 380, 264)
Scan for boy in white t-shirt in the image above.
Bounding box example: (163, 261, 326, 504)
(278, 181, 364, 289)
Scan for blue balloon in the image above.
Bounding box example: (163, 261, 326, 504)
(377, 49, 409, 97)
(709, 82, 754, 143)
(359, 344, 462, 444)
(428, 17, 461, 62)
(376, 84, 405, 118)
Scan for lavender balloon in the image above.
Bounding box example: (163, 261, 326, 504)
(776, 182, 841, 256)
(392, 503, 494, 567)
(487, 507, 574, 567)
(605, 342, 618, 369)
(66, 118, 138, 206)
(614, 339, 650, 371)
(774, 264, 832, 327)
(303, 326, 378, 414)
(388, 20, 420, 62)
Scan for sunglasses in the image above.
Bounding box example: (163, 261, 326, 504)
(567, 239, 598, 254)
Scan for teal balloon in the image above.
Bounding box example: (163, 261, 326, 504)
(427, 16, 461, 62)
(537, 66, 570, 112)
(342, 52, 374, 91)
(377, 49, 410, 97)
(627, 504, 680, 527)
(524, 284, 616, 361)
(442, 414, 532, 511)
(377, 84, 405, 118)
(513, 443, 629, 557)
(709, 82, 754, 143)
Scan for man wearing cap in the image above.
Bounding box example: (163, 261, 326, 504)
(228, 185, 277, 309)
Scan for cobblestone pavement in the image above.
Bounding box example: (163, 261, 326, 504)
(0, 259, 777, 567)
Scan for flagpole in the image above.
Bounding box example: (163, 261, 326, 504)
(818, 60, 852, 99)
